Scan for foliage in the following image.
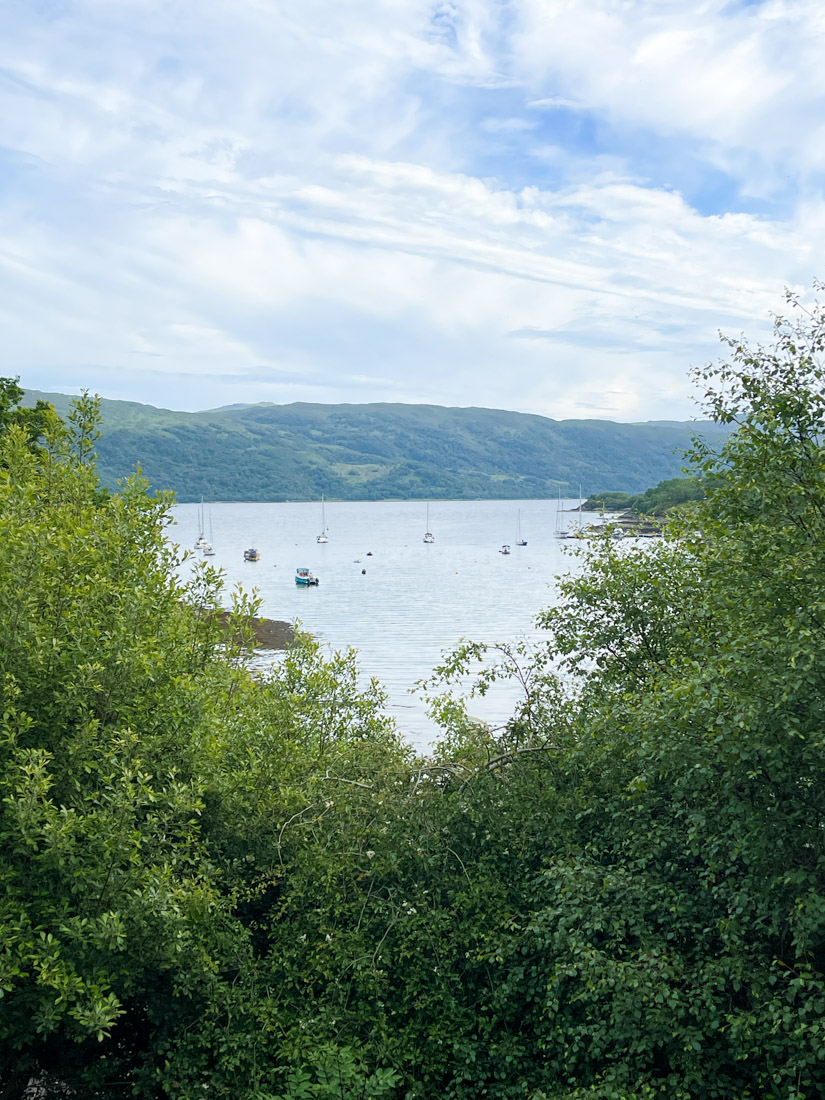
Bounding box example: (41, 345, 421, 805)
(0, 376, 56, 450)
(0, 399, 405, 1099)
(583, 476, 704, 516)
(375, 289, 825, 1097)
(580, 489, 635, 511)
(629, 476, 704, 515)
(6, 287, 825, 1099)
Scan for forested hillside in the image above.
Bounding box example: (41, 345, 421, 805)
(22, 390, 726, 500)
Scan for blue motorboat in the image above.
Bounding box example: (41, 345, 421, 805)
(295, 567, 320, 586)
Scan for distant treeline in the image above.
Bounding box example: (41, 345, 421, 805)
(22, 389, 728, 501)
(583, 476, 705, 515)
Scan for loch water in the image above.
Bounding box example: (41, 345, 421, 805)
(172, 499, 599, 751)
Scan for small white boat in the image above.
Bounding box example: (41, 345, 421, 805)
(516, 509, 527, 546)
(554, 490, 570, 539)
(203, 509, 216, 556)
(423, 502, 435, 544)
(194, 497, 208, 548)
(295, 566, 320, 586)
(499, 544, 511, 555)
(317, 495, 329, 544)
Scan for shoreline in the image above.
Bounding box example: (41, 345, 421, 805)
(213, 610, 295, 650)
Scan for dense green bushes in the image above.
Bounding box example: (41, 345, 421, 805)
(5, 289, 825, 1098)
(0, 396, 406, 1098)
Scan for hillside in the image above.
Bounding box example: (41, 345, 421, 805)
(23, 390, 727, 501)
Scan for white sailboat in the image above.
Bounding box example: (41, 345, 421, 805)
(554, 489, 570, 539)
(423, 502, 435, 544)
(516, 508, 527, 546)
(203, 509, 216, 556)
(316, 496, 329, 544)
(194, 497, 208, 548)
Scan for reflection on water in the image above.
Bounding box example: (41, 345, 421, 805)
(172, 499, 597, 750)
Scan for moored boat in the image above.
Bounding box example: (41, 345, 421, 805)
(423, 502, 435, 543)
(499, 544, 511, 555)
(516, 508, 527, 546)
(295, 566, 320, 586)
(194, 497, 208, 548)
(243, 548, 260, 561)
(203, 509, 216, 556)
(554, 489, 570, 539)
(317, 495, 329, 543)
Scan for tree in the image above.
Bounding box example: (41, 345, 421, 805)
(0, 400, 233, 1097)
(396, 288, 825, 1097)
(0, 400, 405, 1099)
(257, 287, 825, 1098)
(0, 376, 56, 450)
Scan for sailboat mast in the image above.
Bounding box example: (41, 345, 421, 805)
(317, 495, 329, 542)
(423, 501, 435, 542)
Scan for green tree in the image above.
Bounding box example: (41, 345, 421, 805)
(0, 376, 56, 450)
(397, 289, 825, 1097)
(255, 288, 825, 1098)
(0, 401, 231, 1096)
(630, 475, 704, 515)
(0, 400, 405, 1099)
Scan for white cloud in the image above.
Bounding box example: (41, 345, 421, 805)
(526, 96, 586, 111)
(0, 0, 822, 420)
(481, 116, 536, 133)
(511, 0, 825, 185)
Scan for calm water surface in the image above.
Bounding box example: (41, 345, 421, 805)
(172, 499, 598, 750)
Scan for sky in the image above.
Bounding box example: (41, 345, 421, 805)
(1, 0, 823, 421)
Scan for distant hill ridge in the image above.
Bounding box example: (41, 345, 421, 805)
(22, 390, 727, 502)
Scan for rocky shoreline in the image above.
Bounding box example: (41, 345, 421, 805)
(213, 610, 295, 650)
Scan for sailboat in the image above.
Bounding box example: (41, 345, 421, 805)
(203, 509, 216, 556)
(316, 496, 329, 544)
(516, 508, 527, 546)
(554, 490, 570, 539)
(423, 502, 435, 544)
(194, 498, 208, 549)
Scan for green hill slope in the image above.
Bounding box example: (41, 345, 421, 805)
(23, 390, 727, 501)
